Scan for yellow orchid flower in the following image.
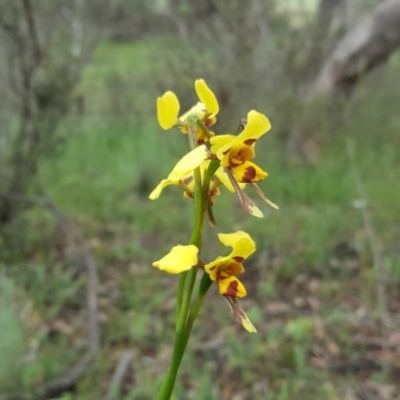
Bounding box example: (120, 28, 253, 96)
(149, 159, 220, 201)
(210, 110, 271, 183)
(153, 244, 199, 274)
(205, 231, 256, 297)
(156, 79, 219, 143)
(204, 231, 257, 332)
(149, 145, 210, 200)
(182, 161, 221, 201)
(195, 79, 219, 115)
(210, 110, 278, 214)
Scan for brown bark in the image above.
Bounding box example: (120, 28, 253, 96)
(300, 0, 344, 85)
(288, 0, 400, 163)
(311, 0, 400, 97)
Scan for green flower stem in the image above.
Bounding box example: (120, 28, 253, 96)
(177, 273, 213, 364)
(175, 272, 187, 326)
(157, 118, 208, 400)
(157, 168, 204, 400)
(157, 266, 197, 399)
(187, 274, 213, 331)
(204, 160, 221, 186)
(173, 165, 219, 366)
(190, 167, 205, 247)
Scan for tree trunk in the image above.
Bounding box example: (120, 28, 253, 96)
(311, 0, 400, 97)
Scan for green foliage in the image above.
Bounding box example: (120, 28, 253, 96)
(0, 263, 86, 393)
(13, 263, 84, 317)
(286, 318, 313, 342)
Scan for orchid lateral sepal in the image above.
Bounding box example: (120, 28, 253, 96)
(226, 168, 264, 218)
(250, 182, 279, 210)
(225, 296, 257, 333)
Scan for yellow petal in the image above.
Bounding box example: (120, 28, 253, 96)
(149, 178, 179, 200)
(217, 231, 252, 249)
(153, 245, 198, 274)
(215, 167, 235, 193)
(157, 91, 180, 130)
(195, 79, 219, 115)
(218, 276, 247, 297)
(217, 110, 271, 158)
(231, 161, 268, 183)
(210, 135, 235, 156)
(218, 231, 256, 260)
(168, 145, 210, 181)
(237, 110, 271, 142)
(230, 237, 257, 260)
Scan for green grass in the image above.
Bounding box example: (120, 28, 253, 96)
(2, 37, 400, 399)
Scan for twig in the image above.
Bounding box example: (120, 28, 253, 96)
(102, 350, 135, 400)
(345, 139, 391, 371)
(0, 192, 100, 399)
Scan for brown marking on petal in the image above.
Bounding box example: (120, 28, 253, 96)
(197, 139, 205, 145)
(182, 176, 194, 185)
(242, 166, 256, 182)
(223, 149, 230, 156)
(232, 256, 244, 263)
(225, 280, 239, 297)
(244, 139, 256, 145)
(209, 265, 216, 271)
(205, 118, 213, 127)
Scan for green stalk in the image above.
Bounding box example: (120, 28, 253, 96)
(174, 163, 220, 364)
(175, 273, 187, 326)
(178, 272, 213, 364)
(157, 118, 207, 400)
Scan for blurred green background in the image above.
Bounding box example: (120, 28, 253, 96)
(1, 0, 400, 399)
